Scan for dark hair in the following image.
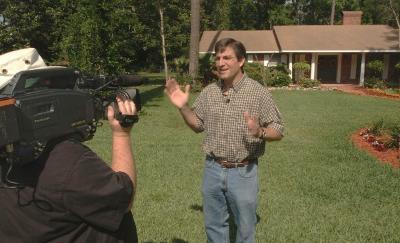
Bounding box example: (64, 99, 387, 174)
(214, 38, 246, 61)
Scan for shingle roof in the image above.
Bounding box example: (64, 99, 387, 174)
(199, 25, 400, 54)
(199, 30, 279, 53)
(273, 25, 399, 52)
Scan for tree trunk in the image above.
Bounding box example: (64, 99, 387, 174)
(189, 0, 200, 84)
(159, 6, 169, 80)
(330, 0, 336, 25)
(389, 0, 400, 48)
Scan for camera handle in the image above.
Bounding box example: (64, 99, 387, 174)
(0, 144, 22, 189)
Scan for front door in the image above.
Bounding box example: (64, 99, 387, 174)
(318, 55, 337, 83)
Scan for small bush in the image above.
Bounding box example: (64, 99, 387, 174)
(364, 77, 387, 89)
(175, 73, 191, 85)
(293, 62, 311, 83)
(298, 78, 320, 88)
(366, 60, 384, 78)
(199, 54, 217, 85)
(367, 120, 400, 149)
(172, 56, 189, 75)
(369, 119, 384, 136)
(267, 69, 292, 87)
(244, 63, 268, 85)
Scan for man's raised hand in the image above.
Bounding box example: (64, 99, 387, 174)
(164, 78, 190, 109)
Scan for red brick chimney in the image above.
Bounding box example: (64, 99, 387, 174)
(342, 11, 363, 25)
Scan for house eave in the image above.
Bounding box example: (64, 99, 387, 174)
(280, 49, 400, 53)
(199, 51, 282, 54)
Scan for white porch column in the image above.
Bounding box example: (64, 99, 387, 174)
(336, 53, 342, 83)
(264, 54, 269, 67)
(383, 54, 390, 80)
(289, 53, 293, 79)
(360, 53, 366, 86)
(311, 53, 316, 80)
(248, 54, 253, 63)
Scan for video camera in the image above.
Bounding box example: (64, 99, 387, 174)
(0, 67, 141, 170)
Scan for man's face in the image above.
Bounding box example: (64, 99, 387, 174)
(215, 46, 245, 83)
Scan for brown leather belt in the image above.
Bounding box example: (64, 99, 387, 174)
(216, 159, 250, 168)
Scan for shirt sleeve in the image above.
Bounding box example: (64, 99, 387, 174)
(191, 89, 206, 131)
(63, 149, 133, 232)
(259, 89, 284, 136)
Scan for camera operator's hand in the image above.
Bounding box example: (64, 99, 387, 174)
(107, 97, 137, 209)
(107, 97, 136, 136)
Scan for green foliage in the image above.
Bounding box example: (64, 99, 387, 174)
(366, 60, 384, 78)
(293, 61, 311, 82)
(175, 72, 191, 86)
(395, 62, 400, 70)
(267, 66, 292, 87)
(1, 0, 398, 76)
(199, 54, 218, 85)
(369, 119, 385, 136)
(364, 77, 387, 89)
(298, 77, 320, 88)
(293, 61, 311, 71)
(244, 63, 268, 85)
(172, 56, 189, 75)
(368, 119, 400, 149)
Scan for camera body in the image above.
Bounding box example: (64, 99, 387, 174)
(0, 67, 140, 165)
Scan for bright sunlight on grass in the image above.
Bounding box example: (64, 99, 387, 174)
(85, 83, 400, 242)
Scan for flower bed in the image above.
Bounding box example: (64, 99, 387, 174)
(352, 128, 400, 168)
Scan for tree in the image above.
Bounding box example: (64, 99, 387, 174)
(189, 0, 200, 83)
(158, 3, 169, 80)
(0, 0, 62, 60)
(330, 0, 336, 24)
(389, 0, 400, 48)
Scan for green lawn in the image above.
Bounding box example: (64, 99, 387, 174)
(86, 84, 400, 243)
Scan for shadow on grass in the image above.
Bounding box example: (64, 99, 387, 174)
(190, 204, 203, 212)
(143, 238, 188, 243)
(140, 85, 164, 107)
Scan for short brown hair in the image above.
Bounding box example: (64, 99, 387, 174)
(214, 38, 246, 61)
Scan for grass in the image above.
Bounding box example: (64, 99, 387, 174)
(86, 83, 400, 242)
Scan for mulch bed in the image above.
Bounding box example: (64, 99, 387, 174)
(351, 129, 400, 169)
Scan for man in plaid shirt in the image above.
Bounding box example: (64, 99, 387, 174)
(165, 38, 284, 243)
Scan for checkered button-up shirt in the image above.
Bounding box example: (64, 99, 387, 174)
(192, 74, 284, 162)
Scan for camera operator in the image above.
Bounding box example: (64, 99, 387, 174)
(0, 97, 138, 243)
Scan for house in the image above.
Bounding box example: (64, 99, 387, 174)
(199, 11, 400, 85)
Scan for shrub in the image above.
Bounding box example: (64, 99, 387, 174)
(369, 119, 384, 136)
(298, 78, 320, 88)
(175, 73, 191, 85)
(293, 62, 311, 83)
(172, 56, 189, 75)
(366, 60, 384, 79)
(199, 54, 217, 85)
(364, 77, 387, 89)
(244, 63, 268, 85)
(367, 120, 400, 149)
(267, 69, 292, 87)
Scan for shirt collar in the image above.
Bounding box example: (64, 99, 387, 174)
(217, 73, 247, 92)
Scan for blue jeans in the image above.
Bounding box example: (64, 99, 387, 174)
(202, 156, 258, 243)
